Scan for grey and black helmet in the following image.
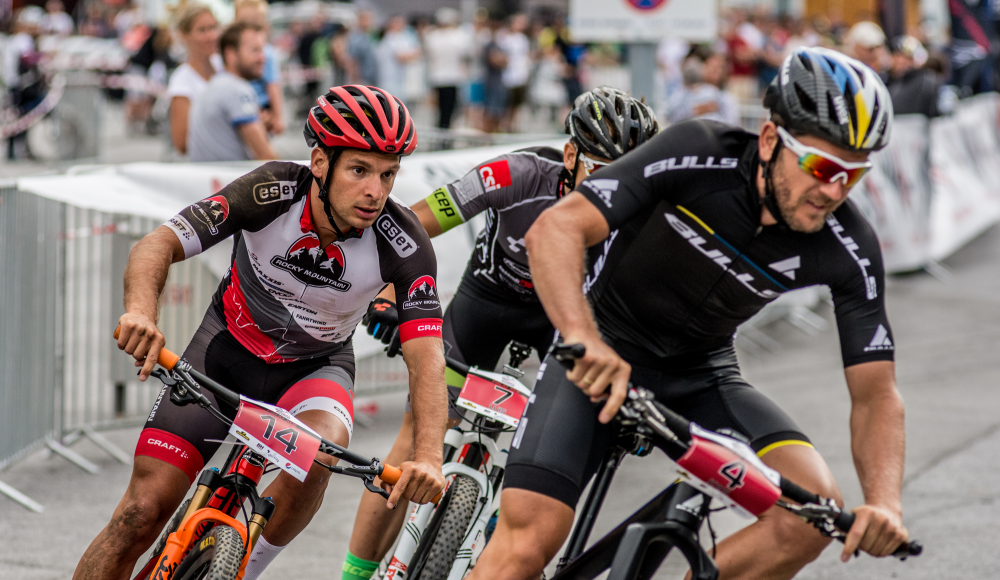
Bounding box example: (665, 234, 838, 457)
(763, 47, 893, 152)
(564, 86, 659, 160)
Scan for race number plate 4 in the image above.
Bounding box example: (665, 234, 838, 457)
(229, 396, 321, 482)
(456, 369, 530, 427)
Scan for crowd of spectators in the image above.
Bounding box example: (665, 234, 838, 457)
(0, 1, 992, 161)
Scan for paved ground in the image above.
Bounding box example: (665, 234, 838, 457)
(3, 102, 1000, 578)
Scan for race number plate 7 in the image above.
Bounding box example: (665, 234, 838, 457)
(456, 369, 530, 427)
(229, 396, 321, 482)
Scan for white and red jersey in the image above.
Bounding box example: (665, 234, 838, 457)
(165, 161, 443, 363)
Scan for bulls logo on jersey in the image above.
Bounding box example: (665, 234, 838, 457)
(402, 275, 440, 310)
(271, 235, 352, 291)
(193, 196, 230, 236)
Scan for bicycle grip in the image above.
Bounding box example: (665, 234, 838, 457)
(833, 511, 923, 558)
(114, 325, 180, 370)
(379, 464, 444, 504)
(552, 343, 586, 369)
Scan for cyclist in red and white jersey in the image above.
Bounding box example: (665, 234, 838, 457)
(73, 86, 448, 580)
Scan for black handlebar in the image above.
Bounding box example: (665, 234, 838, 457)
(778, 464, 921, 557)
(552, 343, 587, 368)
(444, 355, 470, 377)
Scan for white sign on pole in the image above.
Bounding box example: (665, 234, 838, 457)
(569, 0, 718, 43)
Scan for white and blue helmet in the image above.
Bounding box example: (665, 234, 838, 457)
(763, 47, 893, 152)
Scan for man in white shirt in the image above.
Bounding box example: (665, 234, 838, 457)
(499, 14, 530, 132)
(423, 7, 472, 129)
(376, 16, 420, 99)
(188, 21, 276, 162)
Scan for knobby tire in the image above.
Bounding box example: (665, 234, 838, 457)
(417, 475, 481, 580)
(171, 525, 245, 580)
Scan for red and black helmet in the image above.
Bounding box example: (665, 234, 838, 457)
(304, 85, 417, 155)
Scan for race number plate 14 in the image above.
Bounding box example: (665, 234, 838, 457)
(456, 369, 530, 427)
(229, 396, 321, 482)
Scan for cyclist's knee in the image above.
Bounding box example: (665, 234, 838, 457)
(111, 493, 173, 546)
(488, 489, 574, 573)
(762, 506, 833, 565)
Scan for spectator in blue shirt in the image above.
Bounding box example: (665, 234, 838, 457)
(235, 0, 285, 135)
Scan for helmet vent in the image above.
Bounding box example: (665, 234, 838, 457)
(796, 53, 814, 73)
(794, 83, 817, 115)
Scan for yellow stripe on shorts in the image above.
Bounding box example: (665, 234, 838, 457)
(756, 439, 814, 458)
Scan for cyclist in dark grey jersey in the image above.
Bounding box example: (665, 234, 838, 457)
(469, 48, 910, 580)
(339, 88, 659, 579)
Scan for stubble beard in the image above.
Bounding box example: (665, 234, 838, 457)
(768, 164, 828, 234)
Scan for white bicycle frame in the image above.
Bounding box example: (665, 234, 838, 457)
(381, 428, 507, 580)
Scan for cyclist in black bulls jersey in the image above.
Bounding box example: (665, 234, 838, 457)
(74, 86, 448, 580)
(338, 88, 659, 578)
(469, 48, 910, 580)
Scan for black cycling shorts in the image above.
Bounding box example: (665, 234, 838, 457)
(135, 309, 356, 483)
(405, 276, 555, 420)
(504, 346, 811, 508)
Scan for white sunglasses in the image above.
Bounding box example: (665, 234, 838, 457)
(776, 126, 873, 188)
(580, 153, 609, 176)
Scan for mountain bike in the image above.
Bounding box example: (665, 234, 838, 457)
(540, 343, 922, 580)
(378, 341, 535, 580)
(113, 327, 437, 580)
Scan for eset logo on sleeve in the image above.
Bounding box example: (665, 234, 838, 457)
(479, 160, 512, 192)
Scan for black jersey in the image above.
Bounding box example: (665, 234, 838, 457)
(576, 120, 893, 368)
(164, 161, 443, 363)
(423, 146, 567, 302)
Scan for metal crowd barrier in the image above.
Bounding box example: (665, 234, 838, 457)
(0, 186, 62, 512)
(0, 190, 434, 511)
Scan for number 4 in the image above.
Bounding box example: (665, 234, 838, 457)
(275, 428, 298, 454)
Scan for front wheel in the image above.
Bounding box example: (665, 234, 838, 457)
(171, 524, 246, 580)
(417, 475, 481, 580)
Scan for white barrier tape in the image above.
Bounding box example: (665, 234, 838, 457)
(100, 74, 166, 96)
(0, 74, 66, 140)
(282, 66, 326, 85)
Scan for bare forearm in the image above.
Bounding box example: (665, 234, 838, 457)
(123, 227, 182, 321)
(525, 213, 597, 338)
(407, 344, 447, 464)
(850, 391, 905, 512)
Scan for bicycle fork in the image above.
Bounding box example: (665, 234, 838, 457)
(141, 447, 277, 580)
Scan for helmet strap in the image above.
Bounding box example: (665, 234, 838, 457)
(760, 139, 787, 228)
(314, 148, 363, 241)
(565, 144, 582, 194)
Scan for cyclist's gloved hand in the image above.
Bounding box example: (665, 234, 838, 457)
(385, 327, 402, 358)
(362, 298, 399, 344)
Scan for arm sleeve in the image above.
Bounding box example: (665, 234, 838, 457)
(425, 151, 554, 232)
(226, 83, 260, 126)
(375, 207, 444, 343)
(163, 162, 303, 259)
(827, 211, 896, 367)
(575, 120, 743, 232)
(262, 46, 279, 85)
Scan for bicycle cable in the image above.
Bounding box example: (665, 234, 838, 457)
(240, 499, 252, 554)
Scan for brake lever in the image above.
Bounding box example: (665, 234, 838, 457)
(364, 475, 391, 500)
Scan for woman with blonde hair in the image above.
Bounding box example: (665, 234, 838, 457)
(165, 2, 220, 155)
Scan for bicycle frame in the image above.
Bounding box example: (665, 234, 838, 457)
(116, 327, 409, 580)
(380, 347, 527, 580)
